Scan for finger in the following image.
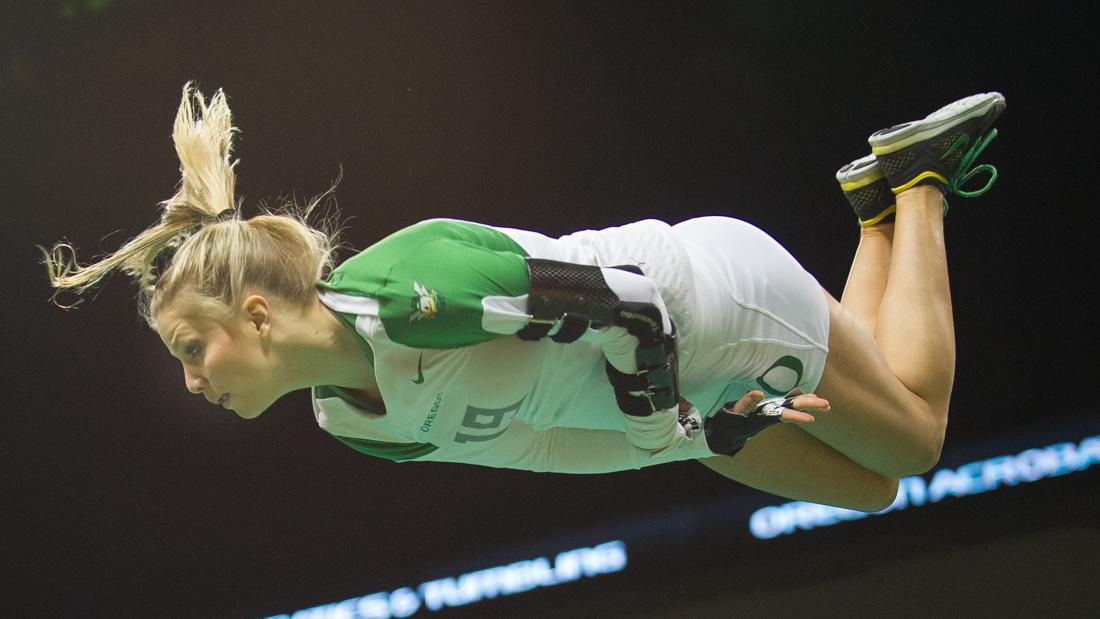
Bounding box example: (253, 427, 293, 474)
(789, 394, 830, 412)
(730, 390, 765, 415)
(729, 391, 759, 415)
(780, 409, 816, 424)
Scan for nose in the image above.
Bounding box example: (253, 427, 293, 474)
(183, 365, 207, 394)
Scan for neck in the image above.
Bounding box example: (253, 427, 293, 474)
(274, 295, 377, 393)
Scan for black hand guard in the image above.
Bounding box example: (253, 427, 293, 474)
(704, 396, 792, 456)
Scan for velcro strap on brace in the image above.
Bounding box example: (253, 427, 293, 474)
(551, 313, 589, 343)
(703, 395, 792, 455)
(605, 324, 678, 416)
(515, 322, 552, 341)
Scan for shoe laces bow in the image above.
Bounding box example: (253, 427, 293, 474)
(943, 128, 999, 214)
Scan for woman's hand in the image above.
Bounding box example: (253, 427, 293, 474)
(727, 388, 831, 425)
(689, 389, 832, 456)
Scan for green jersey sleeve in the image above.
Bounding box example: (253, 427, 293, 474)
(318, 219, 530, 348)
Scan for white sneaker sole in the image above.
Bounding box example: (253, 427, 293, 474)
(869, 92, 1005, 155)
(836, 153, 883, 191)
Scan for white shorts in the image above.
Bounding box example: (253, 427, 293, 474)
(501, 215, 830, 416)
(669, 217, 831, 413)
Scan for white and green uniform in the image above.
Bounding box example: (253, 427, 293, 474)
(313, 217, 831, 473)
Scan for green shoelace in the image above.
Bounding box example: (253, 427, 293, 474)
(944, 128, 1000, 214)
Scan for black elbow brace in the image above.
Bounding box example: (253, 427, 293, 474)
(517, 258, 679, 415)
(518, 259, 623, 343)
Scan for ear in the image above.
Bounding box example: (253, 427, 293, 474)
(241, 294, 272, 335)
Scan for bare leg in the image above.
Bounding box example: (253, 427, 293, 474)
(840, 223, 894, 336)
(699, 423, 899, 512)
(805, 185, 953, 477)
(875, 186, 955, 412)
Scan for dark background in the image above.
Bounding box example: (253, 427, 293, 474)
(3, 1, 1098, 617)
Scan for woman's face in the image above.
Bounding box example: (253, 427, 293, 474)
(156, 300, 279, 419)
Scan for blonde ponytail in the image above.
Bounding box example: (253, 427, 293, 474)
(44, 82, 342, 326)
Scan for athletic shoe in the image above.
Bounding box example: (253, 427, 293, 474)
(869, 92, 1004, 196)
(836, 153, 896, 227)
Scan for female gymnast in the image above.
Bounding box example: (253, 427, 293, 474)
(44, 84, 1004, 513)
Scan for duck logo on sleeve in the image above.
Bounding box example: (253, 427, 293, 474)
(410, 280, 446, 322)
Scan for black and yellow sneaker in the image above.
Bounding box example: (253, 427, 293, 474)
(869, 92, 1005, 201)
(836, 153, 896, 227)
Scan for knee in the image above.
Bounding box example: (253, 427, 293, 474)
(896, 416, 946, 476)
(839, 475, 901, 513)
(858, 476, 901, 513)
(903, 442, 943, 477)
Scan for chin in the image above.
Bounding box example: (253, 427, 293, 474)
(234, 399, 276, 420)
(235, 407, 265, 420)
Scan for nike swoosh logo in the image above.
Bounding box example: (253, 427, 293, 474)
(411, 352, 425, 384)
